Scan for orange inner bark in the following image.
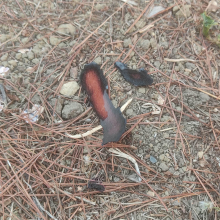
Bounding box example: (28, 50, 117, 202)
(85, 70, 108, 119)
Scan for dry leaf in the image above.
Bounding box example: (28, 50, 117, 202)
(146, 6, 165, 18)
(6, 92, 20, 102)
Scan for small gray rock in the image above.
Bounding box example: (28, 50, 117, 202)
(8, 60, 17, 67)
(199, 92, 210, 102)
(159, 162, 169, 171)
(57, 24, 76, 36)
(32, 58, 39, 64)
(21, 37, 29, 44)
(135, 20, 146, 29)
(154, 145, 159, 152)
(0, 34, 9, 42)
(15, 53, 22, 60)
(150, 156, 157, 164)
(123, 38, 132, 47)
(50, 36, 61, 46)
(32, 45, 41, 55)
(138, 87, 145, 93)
(50, 98, 64, 116)
(150, 38, 157, 48)
(126, 108, 134, 117)
(62, 102, 83, 119)
(93, 57, 102, 65)
(60, 81, 79, 97)
(185, 62, 196, 70)
(159, 154, 165, 161)
(176, 5, 191, 18)
(27, 51, 34, 60)
(154, 61, 161, 68)
(139, 39, 150, 50)
(1, 53, 8, 61)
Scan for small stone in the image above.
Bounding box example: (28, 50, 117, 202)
(21, 37, 29, 44)
(154, 145, 159, 152)
(139, 39, 150, 50)
(185, 62, 196, 69)
(57, 24, 76, 36)
(159, 162, 169, 171)
(126, 108, 134, 117)
(135, 20, 146, 29)
(111, 100, 117, 108)
(32, 58, 39, 64)
(69, 40, 77, 46)
(15, 53, 22, 60)
(163, 133, 169, 138)
(60, 81, 79, 97)
(50, 98, 64, 115)
(123, 38, 132, 47)
(50, 36, 61, 46)
(114, 176, 120, 182)
(58, 42, 66, 48)
(93, 57, 102, 65)
(150, 155, 157, 164)
(27, 51, 34, 60)
(198, 151, 204, 159)
(138, 87, 145, 93)
(8, 60, 17, 67)
(0, 34, 8, 42)
(173, 5, 180, 12)
(94, 4, 105, 10)
(147, 191, 155, 197)
(176, 5, 191, 18)
(150, 38, 157, 48)
(62, 102, 83, 119)
(199, 92, 210, 102)
(164, 190, 169, 196)
(159, 154, 165, 161)
(154, 61, 160, 68)
(32, 45, 41, 55)
(1, 53, 8, 61)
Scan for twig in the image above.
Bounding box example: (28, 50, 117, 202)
(109, 148, 141, 182)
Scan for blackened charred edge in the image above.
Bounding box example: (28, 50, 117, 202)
(88, 181, 105, 192)
(114, 61, 153, 86)
(80, 62, 108, 93)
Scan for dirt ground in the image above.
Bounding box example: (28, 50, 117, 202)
(0, 0, 220, 219)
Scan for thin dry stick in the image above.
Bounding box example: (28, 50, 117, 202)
(109, 148, 141, 182)
(66, 98, 132, 139)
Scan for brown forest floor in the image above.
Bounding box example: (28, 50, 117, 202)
(0, 0, 220, 219)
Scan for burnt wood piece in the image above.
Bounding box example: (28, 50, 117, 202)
(114, 61, 153, 86)
(80, 62, 126, 145)
(88, 180, 105, 192)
